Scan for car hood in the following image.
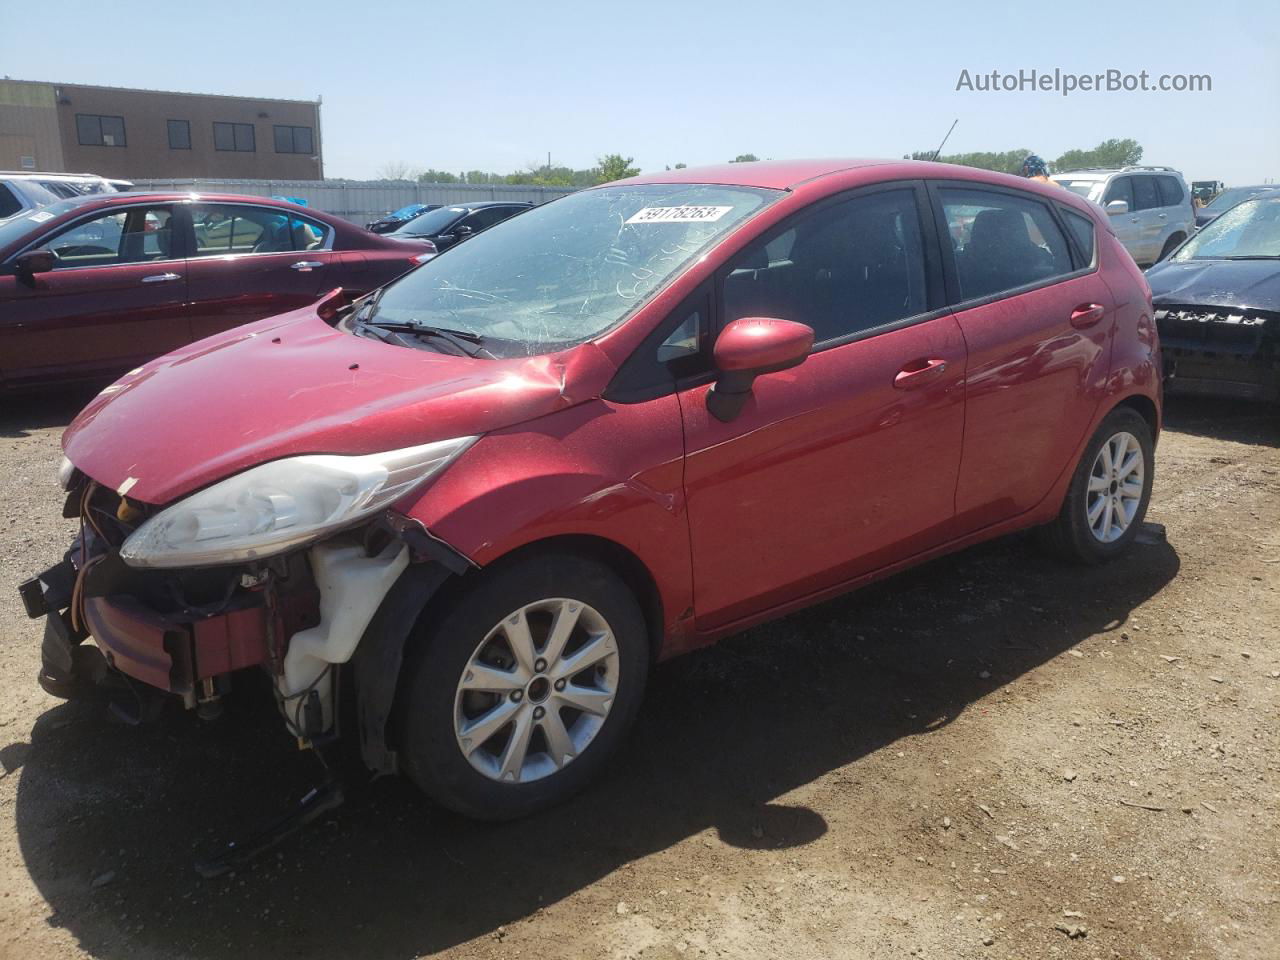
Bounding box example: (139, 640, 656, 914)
(1146, 258, 1280, 313)
(63, 306, 616, 505)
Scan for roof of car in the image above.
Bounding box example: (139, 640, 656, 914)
(625, 158, 895, 190)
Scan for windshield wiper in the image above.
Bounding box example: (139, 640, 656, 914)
(356, 317, 494, 358)
(1220, 255, 1280, 260)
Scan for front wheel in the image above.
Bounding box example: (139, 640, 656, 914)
(1040, 406, 1155, 564)
(399, 552, 649, 820)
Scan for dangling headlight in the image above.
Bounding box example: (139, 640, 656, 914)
(119, 437, 476, 568)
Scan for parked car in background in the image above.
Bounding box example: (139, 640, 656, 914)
(367, 203, 441, 234)
(23, 159, 1160, 822)
(1051, 166, 1194, 266)
(1194, 184, 1280, 229)
(386, 200, 532, 251)
(0, 171, 132, 223)
(1147, 194, 1280, 402)
(0, 192, 433, 390)
(1191, 180, 1225, 207)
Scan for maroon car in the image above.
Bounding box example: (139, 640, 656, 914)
(0, 192, 433, 390)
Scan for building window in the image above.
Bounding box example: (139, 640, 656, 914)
(273, 125, 314, 155)
(167, 119, 191, 150)
(75, 114, 127, 147)
(213, 122, 256, 152)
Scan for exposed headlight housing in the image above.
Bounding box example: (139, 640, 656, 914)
(57, 455, 76, 491)
(119, 437, 476, 569)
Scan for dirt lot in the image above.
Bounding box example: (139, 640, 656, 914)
(0, 390, 1276, 960)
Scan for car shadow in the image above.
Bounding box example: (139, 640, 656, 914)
(13, 531, 1180, 958)
(1162, 395, 1280, 448)
(0, 386, 100, 438)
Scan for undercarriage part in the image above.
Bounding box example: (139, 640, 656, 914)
(276, 540, 410, 738)
(1157, 305, 1279, 401)
(351, 561, 455, 774)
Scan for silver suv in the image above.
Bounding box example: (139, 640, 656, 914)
(1051, 166, 1194, 267)
(0, 171, 132, 224)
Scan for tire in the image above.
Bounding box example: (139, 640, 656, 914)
(1040, 406, 1155, 564)
(399, 552, 649, 820)
(1157, 233, 1184, 262)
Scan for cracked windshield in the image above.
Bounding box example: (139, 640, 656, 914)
(368, 184, 779, 354)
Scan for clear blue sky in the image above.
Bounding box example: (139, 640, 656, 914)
(4, 0, 1277, 185)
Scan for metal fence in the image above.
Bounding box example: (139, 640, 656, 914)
(127, 178, 579, 225)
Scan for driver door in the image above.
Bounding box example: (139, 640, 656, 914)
(0, 203, 189, 388)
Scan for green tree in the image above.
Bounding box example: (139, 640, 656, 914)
(416, 169, 460, 183)
(1054, 138, 1143, 172)
(730, 153, 759, 163)
(594, 154, 640, 184)
(909, 149, 1031, 174)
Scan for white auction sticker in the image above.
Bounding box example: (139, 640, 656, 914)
(28, 211, 54, 223)
(626, 205, 733, 224)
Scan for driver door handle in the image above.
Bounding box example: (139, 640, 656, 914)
(893, 357, 948, 389)
(291, 261, 325, 271)
(141, 272, 181, 283)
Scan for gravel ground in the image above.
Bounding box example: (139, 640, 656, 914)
(0, 390, 1276, 960)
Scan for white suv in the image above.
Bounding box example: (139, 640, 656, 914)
(0, 171, 132, 224)
(1051, 166, 1194, 267)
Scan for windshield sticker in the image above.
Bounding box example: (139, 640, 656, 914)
(28, 211, 55, 223)
(626, 205, 734, 225)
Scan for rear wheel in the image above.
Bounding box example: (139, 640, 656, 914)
(399, 552, 648, 819)
(1040, 406, 1154, 564)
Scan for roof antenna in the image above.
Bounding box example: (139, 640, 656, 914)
(929, 119, 959, 162)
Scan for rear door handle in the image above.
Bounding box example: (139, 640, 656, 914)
(893, 357, 948, 389)
(1070, 303, 1106, 329)
(1158, 213, 1167, 219)
(141, 272, 181, 284)
(291, 261, 325, 271)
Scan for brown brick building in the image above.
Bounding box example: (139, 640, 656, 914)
(0, 79, 323, 180)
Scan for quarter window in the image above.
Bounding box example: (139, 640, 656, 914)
(1131, 176, 1160, 212)
(1104, 177, 1134, 209)
(75, 114, 127, 147)
(36, 206, 174, 268)
(190, 204, 329, 256)
(273, 125, 314, 154)
(722, 189, 928, 345)
(0, 184, 22, 219)
(167, 119, 191, 150)
(1157, 176, 1184, 207)
(1061, 209, 1097, 265)
(213, 122, 256, 152)
(939, 188, 1075, 301)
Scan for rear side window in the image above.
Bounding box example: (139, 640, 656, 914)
(0, 184, 22, 219)
(1061, 209, 1096, 264)
(1131, 176, 1160, 211)
(1157, 176, 1184, 207)
(939, 188, 1074, 302)
(190, 203, 329, 255)
(722, 188, 928, 345)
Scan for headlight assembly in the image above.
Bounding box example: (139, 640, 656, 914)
(119, 437, 476, 569)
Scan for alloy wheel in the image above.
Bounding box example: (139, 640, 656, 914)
(1086, 431, 1145, 543)
(453, 598, 619, 783)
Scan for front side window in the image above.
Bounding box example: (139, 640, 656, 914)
(723, 189, 928, 344)
(75, 114, 127, 147)
(167, 119, 191, 150)
(35, 206, 173, 268)
(1172, 198, 1280, 261)
(940, 188, 1074, 301)
(273, 125, 314, 154)
(1132, 176, 1160, 211)
(191, 204, 329, 256)
(1104, 177, 1133, 208)
(213, 122, 256, 152)
(370, 183, 778, 354)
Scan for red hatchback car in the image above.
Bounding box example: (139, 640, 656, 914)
(0, 192, 431, 390)
(22, 159, 1160, 820)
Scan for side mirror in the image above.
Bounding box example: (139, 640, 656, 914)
(706, 316, 813, 422)
(454, 225, 474, 239)
(15, 249, 56, 280)
(1105, 199, 1130, 216)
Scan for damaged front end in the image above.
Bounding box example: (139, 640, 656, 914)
(1156, 304, 1280, 402)
(20, 469, 467, 772)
